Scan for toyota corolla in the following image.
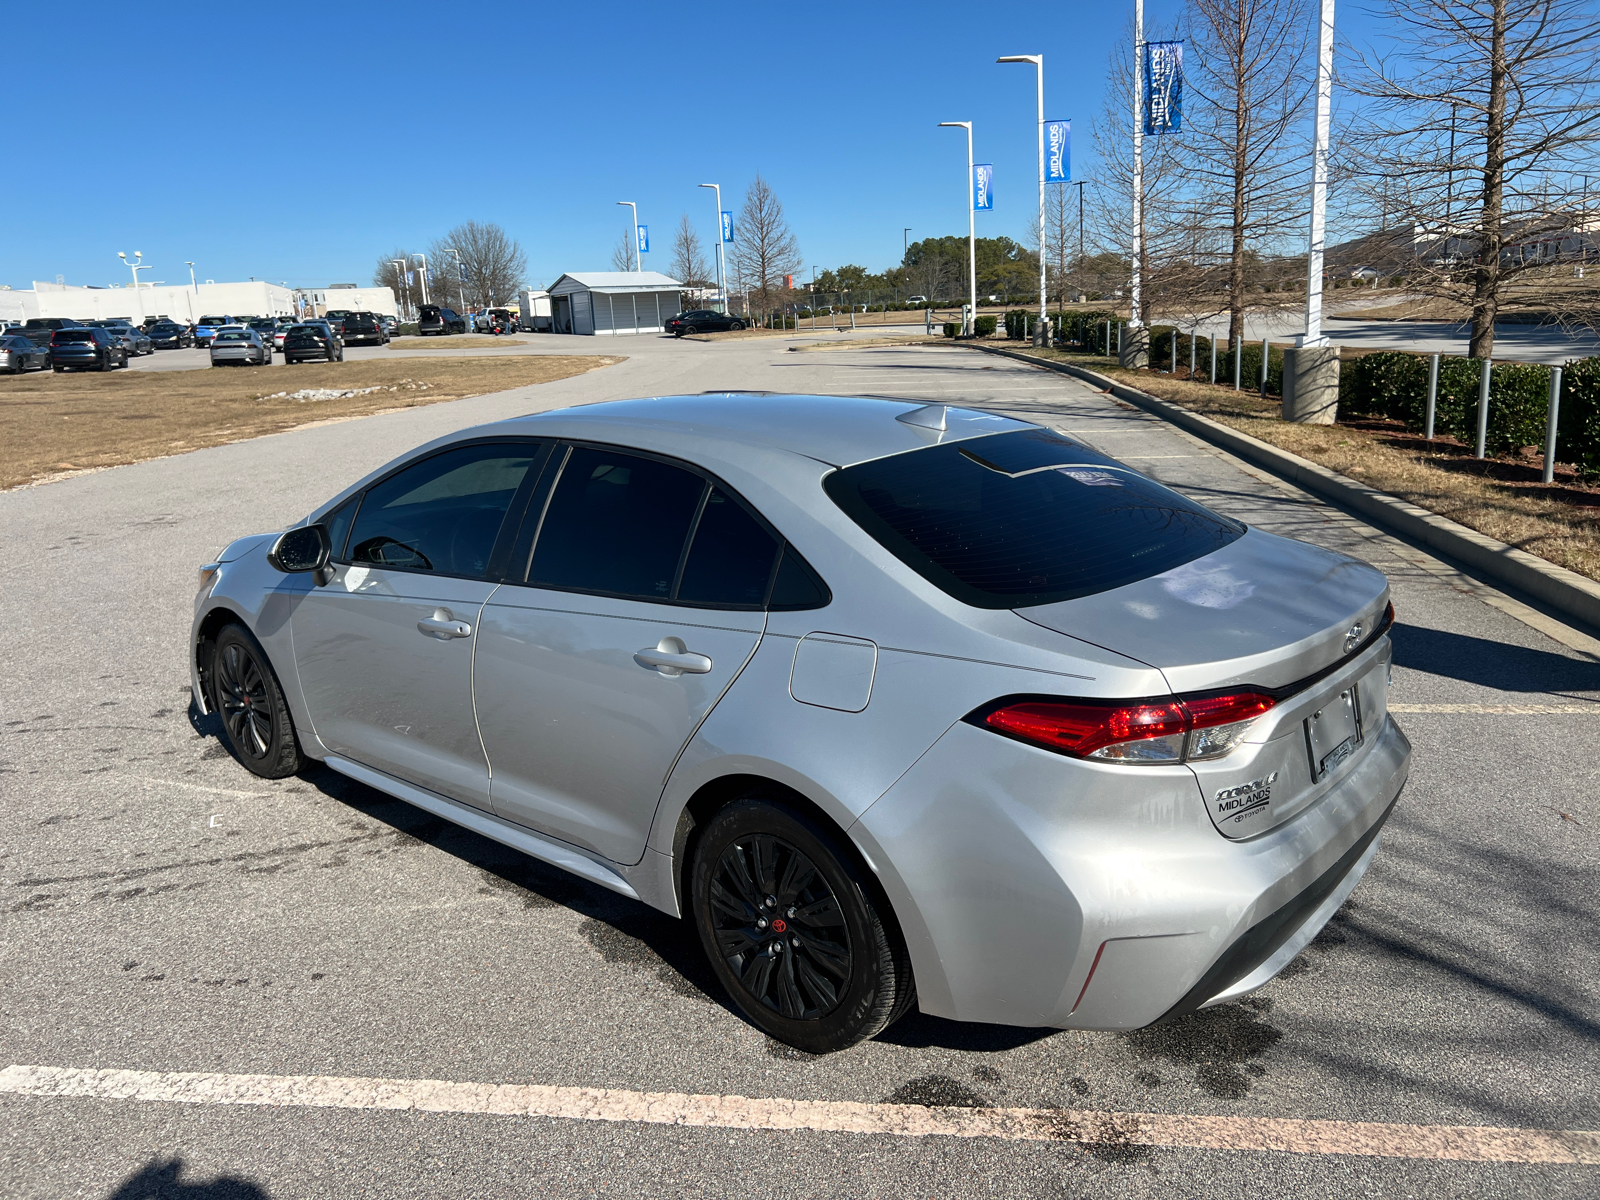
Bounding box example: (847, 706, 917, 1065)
(190, 394, 1409, 1052)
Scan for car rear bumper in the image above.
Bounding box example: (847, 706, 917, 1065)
(852, 713, 1410, 1029)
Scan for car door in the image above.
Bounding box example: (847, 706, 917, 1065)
(473, 444, 785, 864)
(289, 440, 545, 810)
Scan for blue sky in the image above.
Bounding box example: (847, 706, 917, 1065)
(2, 1, 1386, 293)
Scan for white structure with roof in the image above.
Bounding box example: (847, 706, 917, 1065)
(547, 272, 683, 336)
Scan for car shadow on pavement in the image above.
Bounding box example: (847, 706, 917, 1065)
(1389, 622, 1600, 694)
(106, 1157, 267, 1199)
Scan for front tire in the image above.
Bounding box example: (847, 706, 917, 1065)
(691, 798, 914, 1054)
(730, 321, 746, 331)
(209, 624, 304, 779)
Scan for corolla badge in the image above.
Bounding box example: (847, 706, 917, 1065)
(1343, 622, 1365, 654)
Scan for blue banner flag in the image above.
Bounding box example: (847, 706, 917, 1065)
(458, 262, 468, 283)
(405, 271, 414, 286)
(1045, 120, 1071, 183)
(973, 163, 994, 211)
(720, 211, 733, 243)
(1144, 41, 1183, 135)
(637, 225, 649, 254)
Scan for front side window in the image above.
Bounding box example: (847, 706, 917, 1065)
(346, 443, 537, 577)
(825, 428, 1244, 609)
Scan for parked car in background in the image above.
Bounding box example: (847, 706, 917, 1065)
(0, 333, 50, 374)
(381, 315, 400, 338)
(194, 316, 236, 348)
(21, 318, 87, 344)
(340, 311, 387, 346)
(417, 304, 467, 335)
(210, 328, 271, 367)
(50, 327, 128, 371)
(94, 321, 154, 356)
(270, 319, 298, 353)
(475, 307, 516, 334)
(148, 321, 195, 349)
(666, 309, 747, 336)
(283, 323, 344, 363)
(322, 310, 352, 336)
(908, 295, 929, 305)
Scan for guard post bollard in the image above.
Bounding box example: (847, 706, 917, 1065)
(1475, 358, 1492, 459)
(1210, 337, 1218, 384)
(1260, 337, 1270, 398)
(1425, 353, 1439, 440)
(1233, 337, 1243, 390)
(1544, 365, 1563, 484)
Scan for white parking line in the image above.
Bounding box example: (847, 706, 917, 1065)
(2, 1065, 1594, 1165)
(1389, 703, 1599, 714)
(134, 777, 271, 798)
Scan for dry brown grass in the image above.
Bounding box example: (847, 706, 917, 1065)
(789, 336, 947, 352)
(1, 355, 620, 490)
(1329, 296, 1471, 322)
(385, 335, 529, 350)
(999, 347, 1600, 582)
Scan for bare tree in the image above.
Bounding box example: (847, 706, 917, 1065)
(372, 248, 415, 317)
(670, 214, 711, 286)
(1342, 0, 1600, 354)
(610, 228, 636, 272)
(426, 221, 528, 311)
(1186, 0, 1315, 343)
(729, 174, 802, 320)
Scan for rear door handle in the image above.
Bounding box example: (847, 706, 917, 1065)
(635, 636, 712, 676)
(418, 608, 473, 639)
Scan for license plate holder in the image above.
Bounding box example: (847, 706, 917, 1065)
(1305, 684, 1363, 782)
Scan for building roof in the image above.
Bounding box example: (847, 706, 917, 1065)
(549, 271, 683, 295)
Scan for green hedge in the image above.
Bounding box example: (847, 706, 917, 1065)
(1340, 350, 1599, 464)
(974, 315, 997, 337)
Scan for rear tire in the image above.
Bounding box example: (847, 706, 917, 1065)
(730, 321, 746, 331)
(209, 624, 304, 780)
(691, 797, 914, 1054)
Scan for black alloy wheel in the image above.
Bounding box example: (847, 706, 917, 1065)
(683, 324, 699, 335)
(730, 320, 746, 331)
(210, 624, 303, 779)
(691, 798, 915, 1053)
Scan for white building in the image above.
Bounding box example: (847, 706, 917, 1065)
(547, 272, 684, 336)
(0, 280, 297, 325)
(296, 286, 399, 318)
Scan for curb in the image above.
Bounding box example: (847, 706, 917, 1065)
(969, 343, 1600, 633)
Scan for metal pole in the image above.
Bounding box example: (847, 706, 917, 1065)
(617, 202, 640, 271)
(1189, 331, 1196, 378)
(1210, 335, 1217, 383)
(1299, 0, 1335, 348)
(699, 184, 725, 313)
(446, 248, 466, 323)
(1234, 336, 1242, 389)
(1425, 353, 1439, 439)
(1131, 0, 1144, 333)
(1475, 357, 1491, 458)
(414, 254, 429, 305)
(1171, 329, 1177, 374)
(998, 55, 1048, 346)
(939, 122, 978, 336)
(1543, 366, 1563, 483)
(1261, 337, 1270, 396)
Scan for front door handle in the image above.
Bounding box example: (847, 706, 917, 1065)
(635, 636, 712, 676)
(418, 608, 473, 639)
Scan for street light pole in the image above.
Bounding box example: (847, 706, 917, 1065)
(412, 254, 429, 305)
(1131, 0, 1145, 338)
(699, 184, 727, 313)
(617, 201, 641, 271)
(939, 121, 977, 335)
(1299, 0, 1335, 348)
(998, 54, 1048, 345)
(117, 251, 150, 322)
(445, 247, 468, 323)
(1072, 182, 1087, 299)
(392, 259, 410, 321)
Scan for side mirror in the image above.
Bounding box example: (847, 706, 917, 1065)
(267, 525, 332, 577)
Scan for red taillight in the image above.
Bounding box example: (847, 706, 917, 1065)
(980, 690, 1278, 765)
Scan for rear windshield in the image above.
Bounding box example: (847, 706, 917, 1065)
(824, 428, 1245, 609)
(55, 330, 96, 343)
(214, 331, 248, 342)
(198, 316, 229, 325)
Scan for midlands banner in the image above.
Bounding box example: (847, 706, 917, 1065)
(637, 225, 649, 254)
(973, 163, 994, 211)
(1144, 41, 1183, 135)
(720, 211, 733, 242)
(1045, 120, 1071, 183)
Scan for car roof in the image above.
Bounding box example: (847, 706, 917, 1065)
(473, 393, 1036, 469)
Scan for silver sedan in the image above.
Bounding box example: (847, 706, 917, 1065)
(209, 328, 272, 367)
(189, 394, 1410, 1052)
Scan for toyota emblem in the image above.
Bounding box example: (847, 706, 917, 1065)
(1343, 622, 1364, 654)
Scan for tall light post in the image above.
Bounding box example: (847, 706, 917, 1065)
(699, 184, 727, 312)
(445, 247, 468, 320)
(1072, 181, 1088, 298)
(117, 251, 151, 322)
(1284, 0, 1341, 423)
(616, 201, 641, 271)
(938, 121, 978, 335)
(998, 54, 1049, 345)
(412, 254, 429, 305)
(392, 259, 410, 321)
(1130, 0, 1146, 359)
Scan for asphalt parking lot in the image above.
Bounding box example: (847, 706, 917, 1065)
(2, 334, 1597, 1198)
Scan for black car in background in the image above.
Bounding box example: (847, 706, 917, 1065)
(20, 317, 87, 344)
(417, 303, 467, 335)
(665, 309, 747, 336)
(283, 323, 344, 363)
(0, 333, 50, 374)
(340, 311, 388, 346)
(148, 321, 195, 349)
(50, 327, 128, 371)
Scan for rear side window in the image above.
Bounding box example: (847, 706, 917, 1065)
(676, 488, 780, 607)
(824, 428, 1244, 609)
(347, 443, 537, 577)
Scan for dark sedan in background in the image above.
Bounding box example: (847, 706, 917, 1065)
(340, 311, 388, 346)
(149, 321, 195, 349)
(49, 327, 128, 371)
(417, 304, 467, 335)
(0, 333, 50, 374)
(283, 323, 344, 363)
(666, 309, 747, 336)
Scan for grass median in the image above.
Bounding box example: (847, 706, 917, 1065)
(1, 355, 621, 490)
(992, 345, 1600, 584)
(386, 335, 529, 350)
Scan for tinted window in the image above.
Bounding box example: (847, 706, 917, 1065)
(529, 447, 705, 601)
(198, 316, 229, 325)
(676, 488, 780, 608)
(824, 428, 1245, 609)
(768, 547, 830, 610)
(347, 443, 536, 577)
(55, 330, 95, 343)
(323, 495, 360, 561)
(214, 332, 248, 342)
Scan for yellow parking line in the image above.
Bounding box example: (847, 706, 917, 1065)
(2, 1065, 1594, 1165)
(1389, 703, 1599, 714)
